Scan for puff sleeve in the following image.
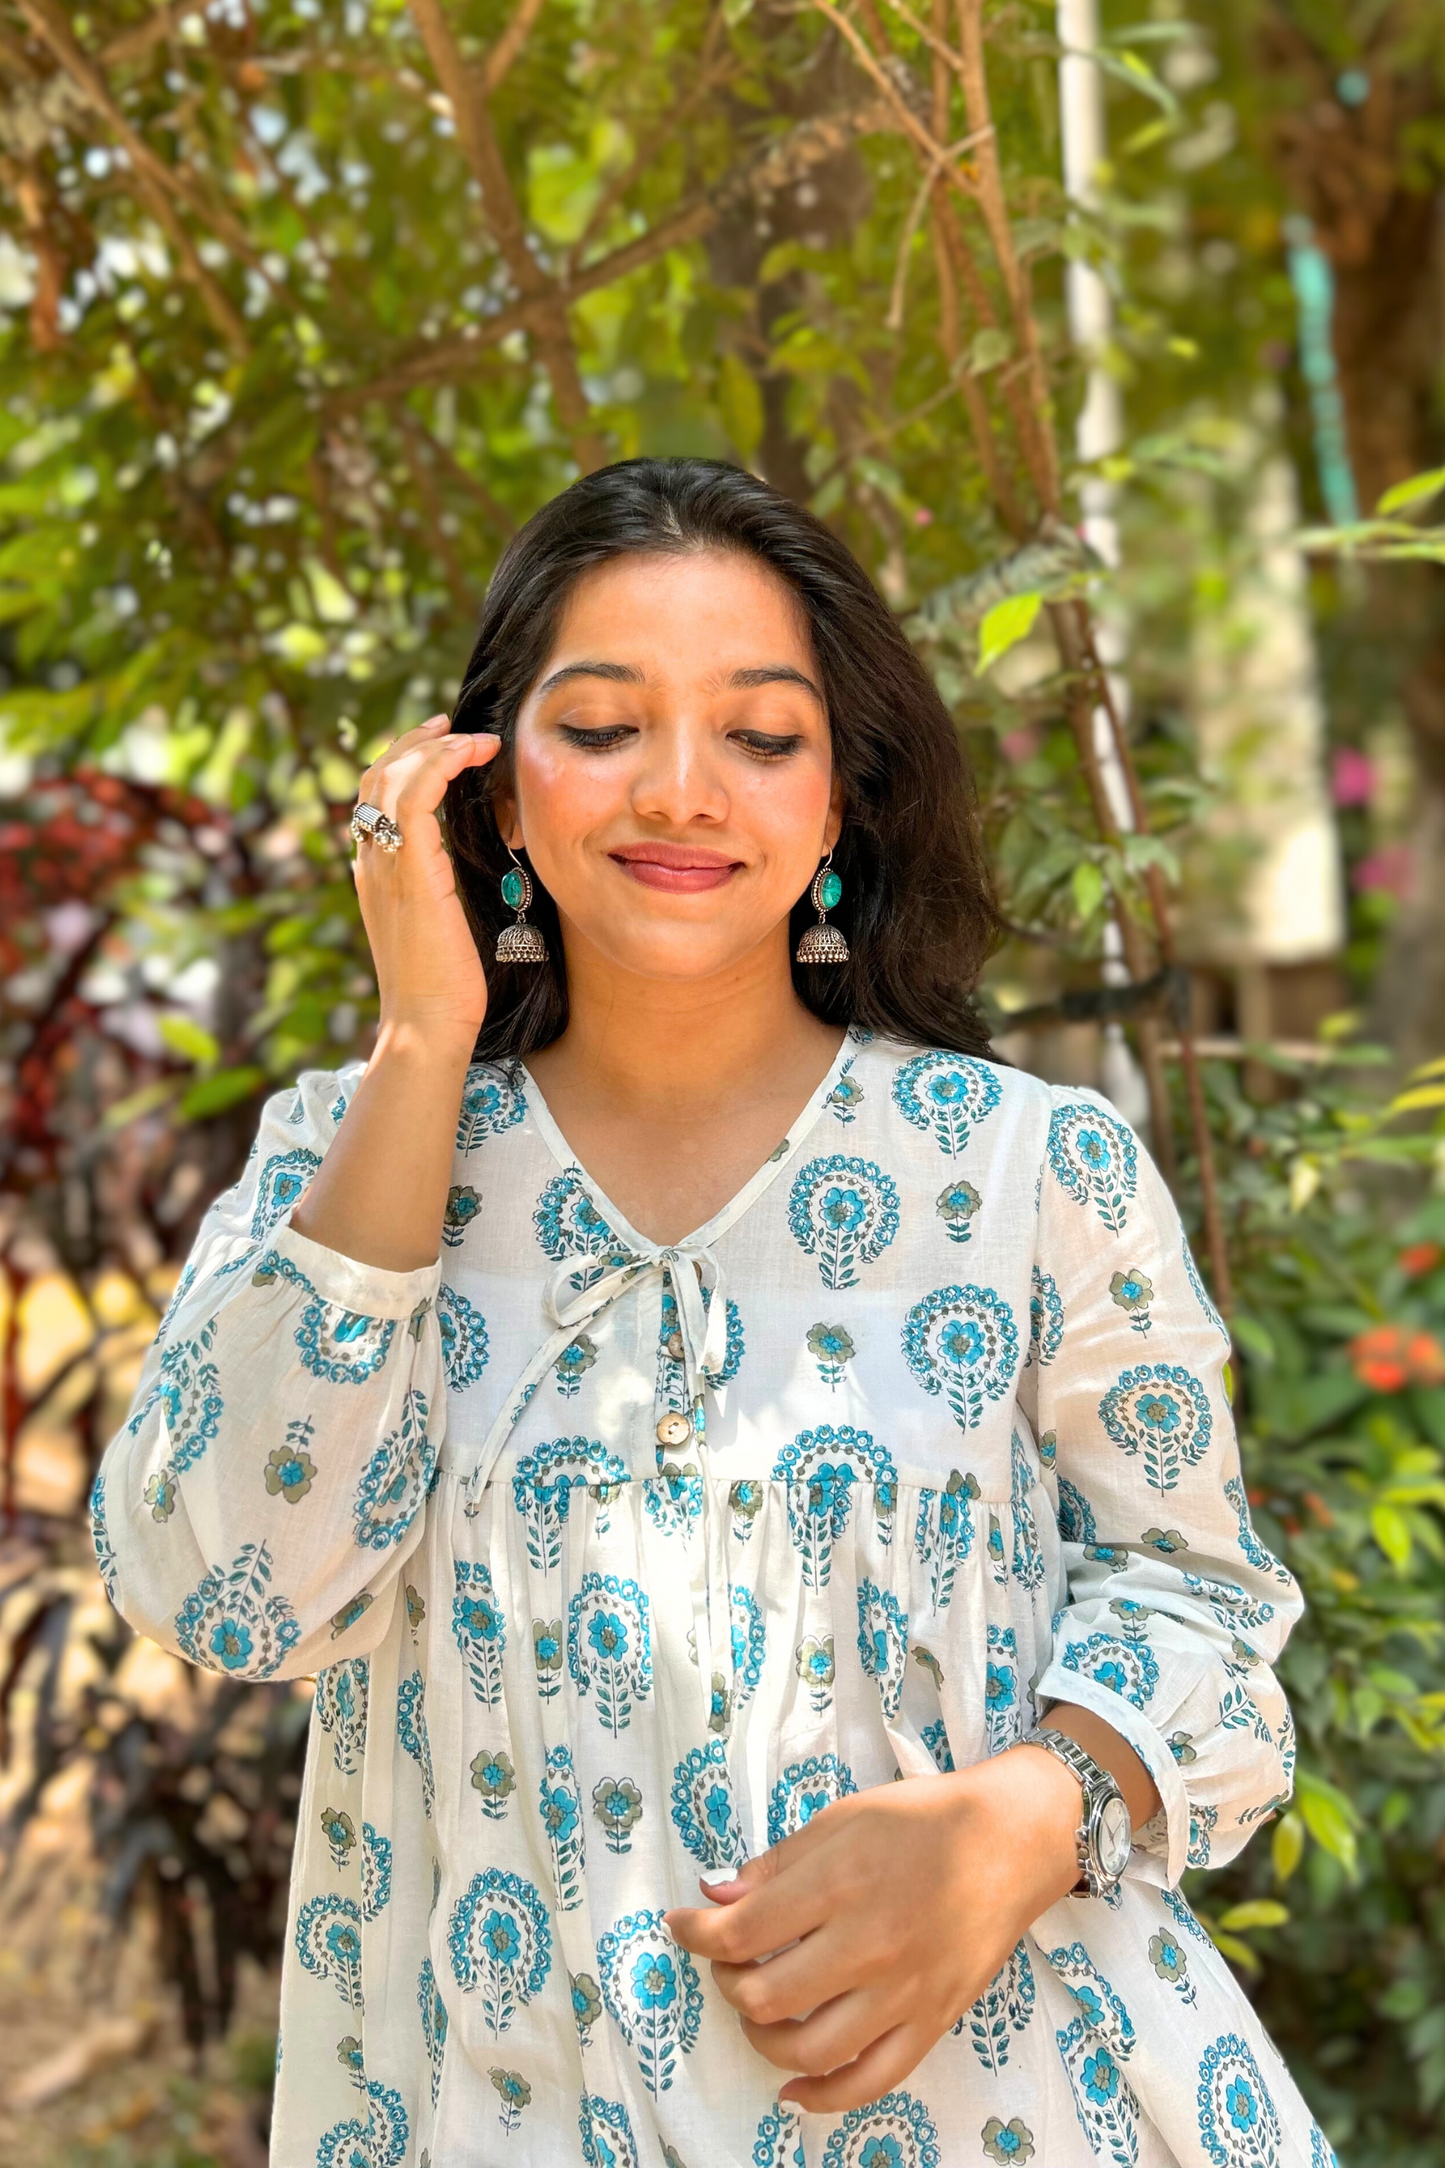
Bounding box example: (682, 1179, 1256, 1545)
(91, 1064, 445, 1680)
(1018, 1085, 1302, 1886)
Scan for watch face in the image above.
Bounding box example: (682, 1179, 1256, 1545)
(1096, 1793, 1133, 1880)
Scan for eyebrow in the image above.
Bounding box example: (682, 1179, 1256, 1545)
(533, 659, 825, 706)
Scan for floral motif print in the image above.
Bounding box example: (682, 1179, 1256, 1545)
(984, 1622, 1021, 1753)
(250, 1148, 320, 1239)
(265, 1417, 316, 1502)
(316, 2078, 408, 2168)
(314, 1657, 368, 1774)
(965, 1941, 1035, 2074)
(568, 1572, 653, 1736)
(1099, 1362, 1213, 1493)
(806, 1320, 855, 1389)
(353, 1386, 434, 1550)
(936, 1178, 982, 1244)
(1046, 1099, 1139, 1234)
(447, 1867, 552, 2039)
(319, 1803, 355, 1870)
(657, 1280, 745, 1402)
(1195, 2033, 1282, 2168)
(532, 1617, 563, 1700)
(856, 1578, 909, 1718)
(418, 1957, 447, 2106)
(913, 1468, 978, 1611)
(1180, 1223, 1231, 1342)
(442, 1184, 483, 1249)
(125, 1319, 225, 1472)
(819, 2088, 941, 2168)
(981, 2116, 1035, 2163)
(1224, 1475, 1292, 1585)
(729, 1477, 763, 1542)
(555, 1331, 598, 1398)
(593, 1774, 645, 1854)
(472, 1745, 517, 1819)
(540, 1744, 584, 1907)
(513, 1437, 629, 1571)
(175, 1540, 300, 1679)
(787, 1154, 900, 1289)
(453, 1558, 507, 1707)
(597, 1908, 704, 2096)
(795, 1632, 836, 1713)
(579, 2093, 639, 2168)
(1148, 1928, 1195, 2004)
(296, 1893, 364, 2011)
(1057, 2014, 1143, 2168)
(438, 1282, 490, 1391)
(826, 1064, 864, 1123)
(145, 1465, 179, 1521)
(902, 1283, 1019, 1433)
(670, 1741, 746, 1872)
(773, 1425, 897, 1588)
(892, 1050, 1001, 1157)
(456, 1065, 526, 1153)
(767, 1754, 857, 1846)
(253, 1251, 398, 1385)
(1026, 1267, 1064, 1369)
(753, 2102, 807, 2167)
(1060, 1629, 1160, 1708)
(396, 1670, 434, 1818)
(570, 1970, 603, 2048)
(534, 1170, 630, 1290)
(490, 2066, 533, 2136)
(1109, 1267, 1154, 1335)
(361, 1822, 391, 1919)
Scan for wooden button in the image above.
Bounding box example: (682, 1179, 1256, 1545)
(655, 1411, 692, 1448)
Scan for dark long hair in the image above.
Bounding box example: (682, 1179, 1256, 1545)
(446, 457, 1000, 1062)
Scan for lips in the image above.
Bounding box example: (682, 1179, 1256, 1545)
(608, 842, 743, 893)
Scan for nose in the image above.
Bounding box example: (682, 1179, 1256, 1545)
(628, 712, 729, 827)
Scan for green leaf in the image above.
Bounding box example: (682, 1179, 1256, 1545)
(1296, 1770, 1361, 1878)
(1371, 1503, 1414, 1570)
(1208, 1930, 1260, 1975)
(1375, 466, 1445, 516)
(716, 352, 764, 460)
(102, 1078, 183, 1130)
(722, 0, 755, 21)
(1071, 860, 1105, 919)
(179, 1066, 268, 1120)
(1218, 1900, 1289, 1931)
(977, 591, 1043, 673)
(967, 327, 1013, 376)
(157, 1014, 221, 1065)
(1271, 1812, 1305, 1883)
(1231, 1314, 1276, 1367)
(1386, 1084, 1445, 1116)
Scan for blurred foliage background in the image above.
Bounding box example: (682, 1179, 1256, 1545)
(2, 0, 1445, 2162)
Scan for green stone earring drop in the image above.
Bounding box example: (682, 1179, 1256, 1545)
(496, 847, 549, 964)
(795, 849, 849, 964)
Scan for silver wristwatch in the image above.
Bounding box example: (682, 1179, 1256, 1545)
(1023, 1725, 1133, 1897)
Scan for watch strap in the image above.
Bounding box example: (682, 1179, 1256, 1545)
(1023, 1723, 1127, 1897)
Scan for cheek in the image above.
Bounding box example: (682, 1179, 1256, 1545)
(510, 739, 623, 853)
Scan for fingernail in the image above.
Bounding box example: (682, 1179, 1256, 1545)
(422, 714, 449, 728)
(700, 1870, 739, 1890)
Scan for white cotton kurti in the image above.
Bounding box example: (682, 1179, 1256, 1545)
(93, 1030, 1337, 2168)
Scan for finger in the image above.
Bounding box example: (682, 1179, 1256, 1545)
(740, 1984, 889, 2078)
(711, 1921, 856, 2026)
(358, 732, 500, 824)
(666, 1861, 830, 1966)
(778, 2021, 924, 2116)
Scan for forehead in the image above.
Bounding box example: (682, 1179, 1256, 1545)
(544, 548, 817, 679)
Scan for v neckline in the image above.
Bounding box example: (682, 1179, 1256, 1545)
(518, 1029, 861, 1258)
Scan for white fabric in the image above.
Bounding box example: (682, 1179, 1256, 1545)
(93, 1032, 1335, 2168)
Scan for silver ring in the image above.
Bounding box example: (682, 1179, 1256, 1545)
(351, 802, 403, 852)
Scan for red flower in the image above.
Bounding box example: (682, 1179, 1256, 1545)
(1348, 1323, 1445, 1393)
(1399, 1243, 1443, 1279)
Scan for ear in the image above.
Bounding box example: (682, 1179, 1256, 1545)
(491, 780, 524, 853)
(823, 771, 845, 854)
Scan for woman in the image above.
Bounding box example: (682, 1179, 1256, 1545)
(95, 458, 1331, 2168)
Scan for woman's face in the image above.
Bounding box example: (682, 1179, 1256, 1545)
(498, 547, 842, 983)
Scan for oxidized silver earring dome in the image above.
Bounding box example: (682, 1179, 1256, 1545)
(795, 849, 848, 965)
(496, 847, 549, 964)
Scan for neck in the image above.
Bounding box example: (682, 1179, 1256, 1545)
(534, 921, 842, 1118)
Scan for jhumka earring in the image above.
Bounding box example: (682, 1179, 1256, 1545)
(495, 847, 549, 964)
(795, 849, 848, 965)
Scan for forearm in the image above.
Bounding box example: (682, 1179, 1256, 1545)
(1041, 1701, 1163, 1828)
(290, 1020, 474, 1270)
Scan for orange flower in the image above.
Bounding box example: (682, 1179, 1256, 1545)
(1348, 1322, 1445, 1392)
(1399, 1242, 1443, 1279)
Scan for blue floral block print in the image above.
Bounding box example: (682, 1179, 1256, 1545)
(438, 1282, 489, 1391)
(597, 1908, 704, 2097)
(891, 1049, 1001, 1157)
(1196, 2033, 1283, 2168)
(250, 1148, 320, 1239)
(314, 1657, 368, 1775)
(295, 1893, 364, 2013)
(125, 1319, 223, 1472)
(534, 1170, 631, 1290)
(1026, 1266, 1064, 1368)
(963, 1940, 1035, 2074)
(670, 1741, 746, 1873)
(856, 1579, 908, 1719)
(252, 1250, 398, 1385)
(452, 1558, 507, 1707)
(773, 1425, 897, 1590)
(353, 1387, 435, 1551)
(1061, 1629, 1160, 1709)
(447, 1867, 552, 2039)
(1057, 2012, 1144, 2168)
(913, 1468, 978, 1612)
(513, 1436, 629, 1572)
(1099, 1363, 1213, 1494)
(540, 1743, 585, 1909)
(417, 1956, 447, 2106)
(568, 1572, 653, 1736)
(819, 2088, 940, 2168)
(902, 1283, 1019, 1433)
(767, 1754, 857, 1846)
(456, 1065, 526, 1153)
(579, 2093, 639, 2168)
(316, 2078, 408, 2168)
(175, 1540, 300, 1679)
(787, 1154, 900, 1289)
(1046, 1100, 1138, 1234)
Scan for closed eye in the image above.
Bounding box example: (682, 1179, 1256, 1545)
(557, 723, 637, 751)
(731, 730, 805, 760)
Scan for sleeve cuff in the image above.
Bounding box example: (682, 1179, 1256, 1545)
(269, 1217, 442, 1319)
(1034, 1657, 1193, 1887)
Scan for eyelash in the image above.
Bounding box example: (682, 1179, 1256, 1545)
(557, 725, 804, 761)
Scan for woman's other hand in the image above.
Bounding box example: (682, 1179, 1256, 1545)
(354, 715, 501, 1052)
(665, 1746, 1086, 2116)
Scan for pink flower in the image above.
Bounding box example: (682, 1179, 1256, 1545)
(1352, 844, 1414, 898)
(1331, 747, 1373, 807)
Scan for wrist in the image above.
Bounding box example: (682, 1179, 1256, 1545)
(372, 1012, 481, 1069)
(949, 1754, 1084, 1912)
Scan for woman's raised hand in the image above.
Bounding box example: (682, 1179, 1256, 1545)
(353, 715, 501, 1051)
